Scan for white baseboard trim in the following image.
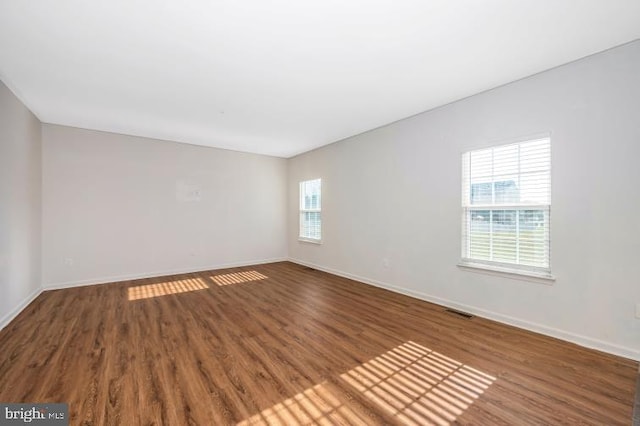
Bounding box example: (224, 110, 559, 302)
(288, 258, 640, 362)
(44, 257, 288, 290)
(0, 286, 43, 332)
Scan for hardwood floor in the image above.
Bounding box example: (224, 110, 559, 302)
(0, 261, 637, 425)
(634, 367, 640, 426)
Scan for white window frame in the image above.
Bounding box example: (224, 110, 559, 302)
(299, 178, 322, 243)
(459, 137, 554, 281)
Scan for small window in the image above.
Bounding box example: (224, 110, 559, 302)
(299, 179, 322, 242)
(461, 138, 551, 275)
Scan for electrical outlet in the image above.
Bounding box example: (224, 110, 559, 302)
(382, 258, 390, 269)
(64, 257, 74, 266)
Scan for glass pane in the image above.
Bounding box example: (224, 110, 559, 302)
(470, 182, 492, 205)
(518, 209, 548, 267)
(302, 179, 321, 210)
(469, 149, 492, 179)
(492, 144, 518, 175)
(469, 210, 490, 260)
(520, 139, 551, 173)
(492, 210, 517, 262)
(301, 211, 321, 239)
(519, 172, 550, 204)
(493, 175, 519, 204)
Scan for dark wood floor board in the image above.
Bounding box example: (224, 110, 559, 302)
(634, 369, 640, 425)
(0, 261, 637, 425)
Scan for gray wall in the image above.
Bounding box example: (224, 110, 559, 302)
(0, 81, 42, 328)
(42, 125, 288, 287)
(288, 41, 640, 360)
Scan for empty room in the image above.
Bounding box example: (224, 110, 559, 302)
(1, 1, 639, 425)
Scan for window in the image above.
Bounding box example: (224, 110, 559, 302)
(299, 178, 321, 242)
(461, 138, 551, 276)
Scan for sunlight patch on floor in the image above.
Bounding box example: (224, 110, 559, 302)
(237, 382, 367, 425)
(127, 277, 208, 301)
(340, 340, 496, 426)
(210, 270, 268, 286)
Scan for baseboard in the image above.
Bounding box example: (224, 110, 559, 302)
(0, 286, 43, 332)
(44, 257, 288, 290)
(288, 258, 640, 362)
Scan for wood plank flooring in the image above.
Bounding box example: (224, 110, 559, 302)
(0, 261, 637, 425)
(634, 367, 640, 426)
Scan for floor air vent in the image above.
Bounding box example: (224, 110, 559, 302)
(444, 308, 474, 319)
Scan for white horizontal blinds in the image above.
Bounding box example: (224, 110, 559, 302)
(300, 179, 321, 240)
(462, 138, 550, 270)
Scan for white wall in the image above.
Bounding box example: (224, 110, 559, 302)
(288, 41, 640, 360)
(42, 125, 287, 287)
(0, 81, 42, 328)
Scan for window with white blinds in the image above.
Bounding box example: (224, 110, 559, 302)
(461, 138, 551, 274)
(299, 178, 322, 241)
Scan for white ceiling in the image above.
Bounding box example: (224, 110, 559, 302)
(1, 1, 639, 158)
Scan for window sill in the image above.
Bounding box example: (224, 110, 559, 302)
(298, 238, 322, 245)
(457, 260, 555, 284)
